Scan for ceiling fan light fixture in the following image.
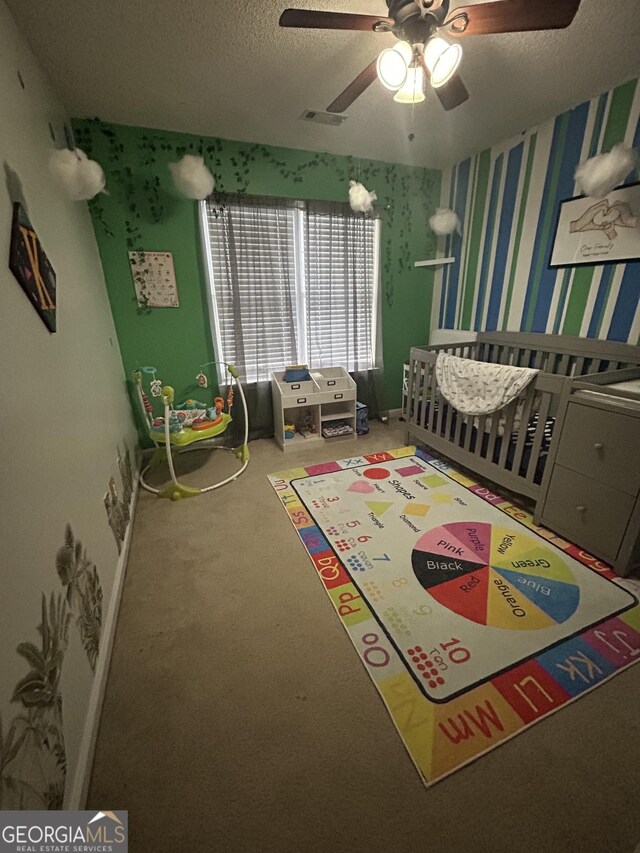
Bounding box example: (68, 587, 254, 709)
(376, 41, 412, 91)
(376, 48, 407, 91)
(424, 36, 462, 88)
(393, 40, 413, 65)
(393, 65, 425, 104)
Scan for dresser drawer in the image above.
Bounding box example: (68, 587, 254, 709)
(282, 393, 315, 407)
(315, 389, 357, 405)
(542, 465, 634, 561)
(556, 402, 640, 495)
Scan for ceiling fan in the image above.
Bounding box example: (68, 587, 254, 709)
(279, 0, 581, 112)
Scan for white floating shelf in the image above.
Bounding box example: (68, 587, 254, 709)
(414, 257, 456, 267)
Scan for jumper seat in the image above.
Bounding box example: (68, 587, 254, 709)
(149, 413, 232, 446)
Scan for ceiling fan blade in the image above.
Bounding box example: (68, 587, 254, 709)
(279, 9, 393, 31)
(327, 58, 379, 113)
(418, 55, 469, 111)
(445, 0, 580, 37)
(434, 74, 469, 110)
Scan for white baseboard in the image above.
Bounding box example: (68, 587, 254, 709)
(65, 473, 141, 809)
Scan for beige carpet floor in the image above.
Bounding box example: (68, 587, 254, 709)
(88, 421, 640, 853)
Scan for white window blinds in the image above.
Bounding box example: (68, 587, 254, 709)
(305, 208, 378, 370)
(201, 196, 379, 384)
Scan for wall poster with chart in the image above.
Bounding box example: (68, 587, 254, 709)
(129, 251, 179, 307)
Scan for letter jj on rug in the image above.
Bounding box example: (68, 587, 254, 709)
(268, 447, 640, 786)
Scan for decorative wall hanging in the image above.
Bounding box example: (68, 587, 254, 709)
(549, 182, 640, 268)
(128, 251, 179, 308)
(575, 143, 638, 199)
(169, 154, 215, 200)
(9, 202, 57, 332)
(49, 147, 106, 201)
(429, 207, 461, 236)
(348, 179, 377, 214)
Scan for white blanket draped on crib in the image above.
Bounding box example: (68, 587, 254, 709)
(435, 352, 538, 416)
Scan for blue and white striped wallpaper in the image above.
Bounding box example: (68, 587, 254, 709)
(432, 77, 640, 344)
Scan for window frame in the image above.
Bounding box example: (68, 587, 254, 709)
(199, 198, 380, 385)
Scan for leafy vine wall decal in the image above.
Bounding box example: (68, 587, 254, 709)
(0, 439, 138, 810)
(55, 525, 103, 672)
(1, 593, 70, 810)
(73, 119, 439, 309)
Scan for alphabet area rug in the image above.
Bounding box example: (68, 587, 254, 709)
(268, 446, 640, 786)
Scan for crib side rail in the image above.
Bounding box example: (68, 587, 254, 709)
(454, 374, 566, 491)
(414, 340, 479, 358)
(475, 332, 640, 376)
(407, 347, 435, 431)
(407, 347, 568, 499)
(513, 373, 566, 490)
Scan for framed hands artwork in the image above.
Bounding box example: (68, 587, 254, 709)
(549, 182, 640, 267)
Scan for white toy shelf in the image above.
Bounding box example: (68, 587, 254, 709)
(271, 367, 357, 451)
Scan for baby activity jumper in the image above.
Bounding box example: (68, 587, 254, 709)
(133, 361, 249, 499)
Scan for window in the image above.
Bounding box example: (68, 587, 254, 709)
(200, 195, 380, 384)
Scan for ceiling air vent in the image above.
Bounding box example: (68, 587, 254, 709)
(300, 110, 347, 127)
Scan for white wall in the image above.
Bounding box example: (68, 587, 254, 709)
(0, 1, 137, 808)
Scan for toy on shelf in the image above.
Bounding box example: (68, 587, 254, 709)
(322, 420, 353, 438)
(296, 410, 317, 438)
(132, 361, 249, 500)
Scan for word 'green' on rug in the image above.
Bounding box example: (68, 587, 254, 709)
(268, 446, 640, 785)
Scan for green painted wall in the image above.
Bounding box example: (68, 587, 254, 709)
(73, 120, 441, 422)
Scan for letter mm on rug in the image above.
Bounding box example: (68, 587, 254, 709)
(268, 447, 640, 786)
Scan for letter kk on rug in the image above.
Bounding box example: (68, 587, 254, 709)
(268, 447, 640, 785)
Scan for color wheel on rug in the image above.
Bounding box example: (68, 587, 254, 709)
(269, 447, 640, 785)
(412, 522, 581, 631)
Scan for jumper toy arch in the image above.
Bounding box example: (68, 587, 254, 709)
(133, 361, 249, 500)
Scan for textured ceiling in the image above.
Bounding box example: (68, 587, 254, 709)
(5, 0, 640, 169)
